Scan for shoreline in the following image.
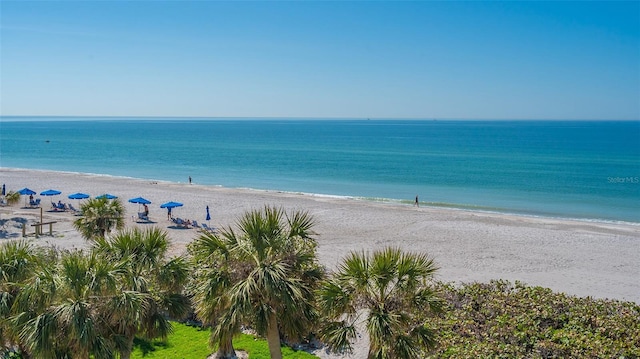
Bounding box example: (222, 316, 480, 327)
(1, 167, 639, 304)
(4, 167, 638, 226)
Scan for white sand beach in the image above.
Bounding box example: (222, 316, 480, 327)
(1, 168, 639, 305)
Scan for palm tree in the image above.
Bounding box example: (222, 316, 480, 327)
(318, 247, 443, 359)
(3, 191, 21, 206)
(188, 231, 240, 359)
(0, 240, 49, 354)
(73, 197, 125, 240)
(92, 227, 190, 359)
(188, 206, 324, 359)
(13, 250, 123, 358)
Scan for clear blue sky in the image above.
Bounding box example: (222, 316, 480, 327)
(1, 1, 638, 120)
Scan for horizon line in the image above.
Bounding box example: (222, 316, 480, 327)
(1, 115, 638, 122)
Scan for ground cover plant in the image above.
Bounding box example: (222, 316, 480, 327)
(425, 280, 640, 358)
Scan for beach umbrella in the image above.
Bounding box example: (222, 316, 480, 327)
(206, 205, 211, 222)
(41, 189, 62, 209)
(160, 201, 183, 219)
(160, 201, 183, 209)
(18, 187, 37, 207)
(129, 197, 152, 213)
(68, 192, 90, 200)
(128, 197, 151, 205)
(1, 184, 5, 196)
(67, 193, 89, 213)
(96, 194, 118, 199)
(18, 188, 36, 196)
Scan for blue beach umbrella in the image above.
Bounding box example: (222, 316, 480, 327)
(18, 188, 36, 196)
(41, 189, 62, 209)
(128, 197, 151, 205)
(160, 201, 183, 209)
(18, 187, 37, 207)
(96, 193, 118, 199)
(129, 197, 152, 212)
(2, 184, 5, 196)
(206, 205, 211, 222)
(160, 201, 183, 219)
(40, 189, 62, 196)
(68, 192, 90, 200)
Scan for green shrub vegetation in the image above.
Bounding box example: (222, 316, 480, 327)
(425, 280, 640, 358)
(2, 202, 639, 359)
(131, 322, 319, 359)
(128, 281, 640, 359)
(3, 191, 20, 205)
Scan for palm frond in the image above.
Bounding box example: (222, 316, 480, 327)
(318, 320, 357, 354)
(286, 209, 317, 239)
(324, 246, 442, 358)
(20, 312, 58, 358)
(157, 256, 189, 291)
(339, 251, 370, 290)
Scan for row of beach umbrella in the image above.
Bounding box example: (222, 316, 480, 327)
(15, 188, 189, 216)
(14, 188, 215, 225)
(18, 188, 118, 200)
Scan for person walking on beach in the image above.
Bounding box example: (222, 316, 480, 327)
(415, 195, 419, 207)
(167, 207, 172, 220)
(143, 203, 149, 216)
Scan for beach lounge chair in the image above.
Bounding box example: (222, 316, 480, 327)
(137, 212, 151, 223)
(191, 220, 200, 228)
(53, 202, 67, 211)
(172, 218, 190, 228)
(202, 223, 216, 233)
(68, 203, 82, 215)
(29, 198, 41, 208)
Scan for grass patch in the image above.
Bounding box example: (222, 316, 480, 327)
(131, 322, 318, 359)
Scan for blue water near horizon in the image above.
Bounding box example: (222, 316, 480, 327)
(1, 117, 639, 223)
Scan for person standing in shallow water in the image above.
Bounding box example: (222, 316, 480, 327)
(415, 195, 419, 207)
(188, 176, 192, 184)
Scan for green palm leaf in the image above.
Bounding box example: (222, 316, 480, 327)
(319, 247, 442, 359)
(188, 206, 324, 359)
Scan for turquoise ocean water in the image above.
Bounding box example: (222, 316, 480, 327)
(1, 118, 639, 223)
